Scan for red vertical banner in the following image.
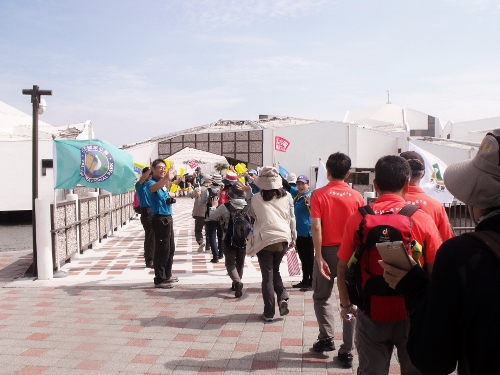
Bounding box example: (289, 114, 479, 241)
(275, 136, 290, 152)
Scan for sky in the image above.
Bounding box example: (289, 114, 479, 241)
(1, 0, 500, 147)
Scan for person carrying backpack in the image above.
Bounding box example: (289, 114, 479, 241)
(336, 155, 442, 375)
(207, 182, 253, 298)
(380, 130, 500, 375)
(204, 174, 224, 263)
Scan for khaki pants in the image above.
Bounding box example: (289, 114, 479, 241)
(312, 245, 355, 354)
(356, 311, 421, 375)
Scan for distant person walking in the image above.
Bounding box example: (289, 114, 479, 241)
(189, 173, 211, 253)
(204, 174, 224, 263)
(400, 151, 455, 241)
(246, 166, 296, 322)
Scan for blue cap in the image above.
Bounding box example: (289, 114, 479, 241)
(249, 169, 257, 175)
(296, 175, 309, 183)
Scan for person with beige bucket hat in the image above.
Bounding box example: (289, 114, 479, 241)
(245, 166, 297, 322)
(380, 130, 500, 375)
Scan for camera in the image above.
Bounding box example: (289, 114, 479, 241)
(166, 197, 176, 205)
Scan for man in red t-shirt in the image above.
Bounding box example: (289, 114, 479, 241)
(337, 155, 442, 375)
(400, 151, 455, 241)
(310, 152, 364, 368)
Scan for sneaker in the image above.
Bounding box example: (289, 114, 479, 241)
(279, 299, 289, 316)
(145, 262, 154, 268)
(166, 277, 179, 283)
(218, 254, 224, 259)
(261, 313, 273, 322)
(235, 282, 243, 298)
(312, 338, 335, 352)
(197, 243, 205, 252)
(231, 281, 237, 291)
(154, 282, 174, 289)
(300, 284, 312, 292)
(338, 352, 353, 368)
(210, 258, 219, 263)
(292, 281, 306, 288)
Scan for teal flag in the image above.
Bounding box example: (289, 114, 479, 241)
(54, 139, 135, 193)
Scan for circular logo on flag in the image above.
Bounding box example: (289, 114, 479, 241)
(80, 145, 114, 183)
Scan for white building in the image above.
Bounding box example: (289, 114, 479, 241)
(0, 100, 94, 212)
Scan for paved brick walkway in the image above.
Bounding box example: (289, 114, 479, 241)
(0, 197, 413, 374)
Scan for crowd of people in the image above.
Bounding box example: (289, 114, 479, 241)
(133, 129, 500, 374)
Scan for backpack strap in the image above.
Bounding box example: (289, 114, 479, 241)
(462, 230, 500, 262)
(225, 202, 236, 213)
(398, 204, 419, 217)
(358, 204, 375, 217)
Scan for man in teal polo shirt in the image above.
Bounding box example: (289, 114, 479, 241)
(145, 159, 179, 289)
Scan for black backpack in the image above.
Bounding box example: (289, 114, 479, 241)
(205, 187, 218, 218)
(223, 202, 253, 250)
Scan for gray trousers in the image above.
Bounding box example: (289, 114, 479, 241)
(312, 245, 355, 354)
(356, 312, 421, 375)
(225, 246, 245, 283)
(193, 216, 210, 248)
(256, 244, 289, 318)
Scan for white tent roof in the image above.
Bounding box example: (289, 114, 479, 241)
(168, 147, 228, 170)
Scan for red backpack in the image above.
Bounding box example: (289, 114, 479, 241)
(345, 204, 420, 322)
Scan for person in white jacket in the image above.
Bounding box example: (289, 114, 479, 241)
(246, 166, 297, 322)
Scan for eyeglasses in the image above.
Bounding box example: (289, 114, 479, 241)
(155, 166, 166, 171)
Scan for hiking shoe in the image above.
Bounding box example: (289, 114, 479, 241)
(312, 338, 335, 352)
(165, 277, 178, 283)
(210, 258, 219, 263)
(231, 281, 237, 291)
(145, 262, 154, 268)
(235, 282, 243, 298)
(279, 299, 289, 316)
(154, 282, 174, 289)
(338, 352, 353, 368)
(261, 314, 273, 322)
(218, 254, 224, 259)
(292, 281, 306, 288)
(197, 243, 205, 252)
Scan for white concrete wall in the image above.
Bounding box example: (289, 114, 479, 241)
(1, 139, 55, 211)
(123, 142, 158, 165)
(405, 109, 429, 131)
(450, 117, 500, 142)
(262, 121, 350, 183)
(355, 128, 403, 168)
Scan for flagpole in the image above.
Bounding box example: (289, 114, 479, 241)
(272, 129, 276, 166)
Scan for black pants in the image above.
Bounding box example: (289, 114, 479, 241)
(296, 236, 314, 285)
(152, 215, 175, 285)
(140, 207, 155, 264)
(206, 220, 224, 259)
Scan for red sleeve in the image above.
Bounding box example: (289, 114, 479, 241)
(412, 210, 443, 265)
(337, 211, 361, 262)
(310, 191, 322, 219)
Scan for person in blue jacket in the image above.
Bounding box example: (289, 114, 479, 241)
(291, 175, 313, 291)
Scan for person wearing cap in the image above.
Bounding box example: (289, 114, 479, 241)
(282, 172, 299, 196)
(207, 182, 253, 298)
(310, 152, 365, 367)
(380, 130, 500, 375)
(291, 174, 314, 291)
(337, 155, 442, 373)
(400, 151, 455, 241)
(204, 173, 224, 262)
(189, 173, 212, 253)
(135, 167, 155, 268)
(246, 166, 297, 322)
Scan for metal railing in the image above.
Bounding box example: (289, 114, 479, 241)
(51, 191, 135, 269)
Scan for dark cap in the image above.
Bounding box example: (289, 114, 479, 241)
(227, 182, 246, 199)
(296, 175, 309, 183)
(400, 151, 425, 171)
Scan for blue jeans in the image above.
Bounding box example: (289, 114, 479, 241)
(206, 220, 223, 259)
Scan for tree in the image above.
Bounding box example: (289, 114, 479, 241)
(214, 162, 228, 174)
